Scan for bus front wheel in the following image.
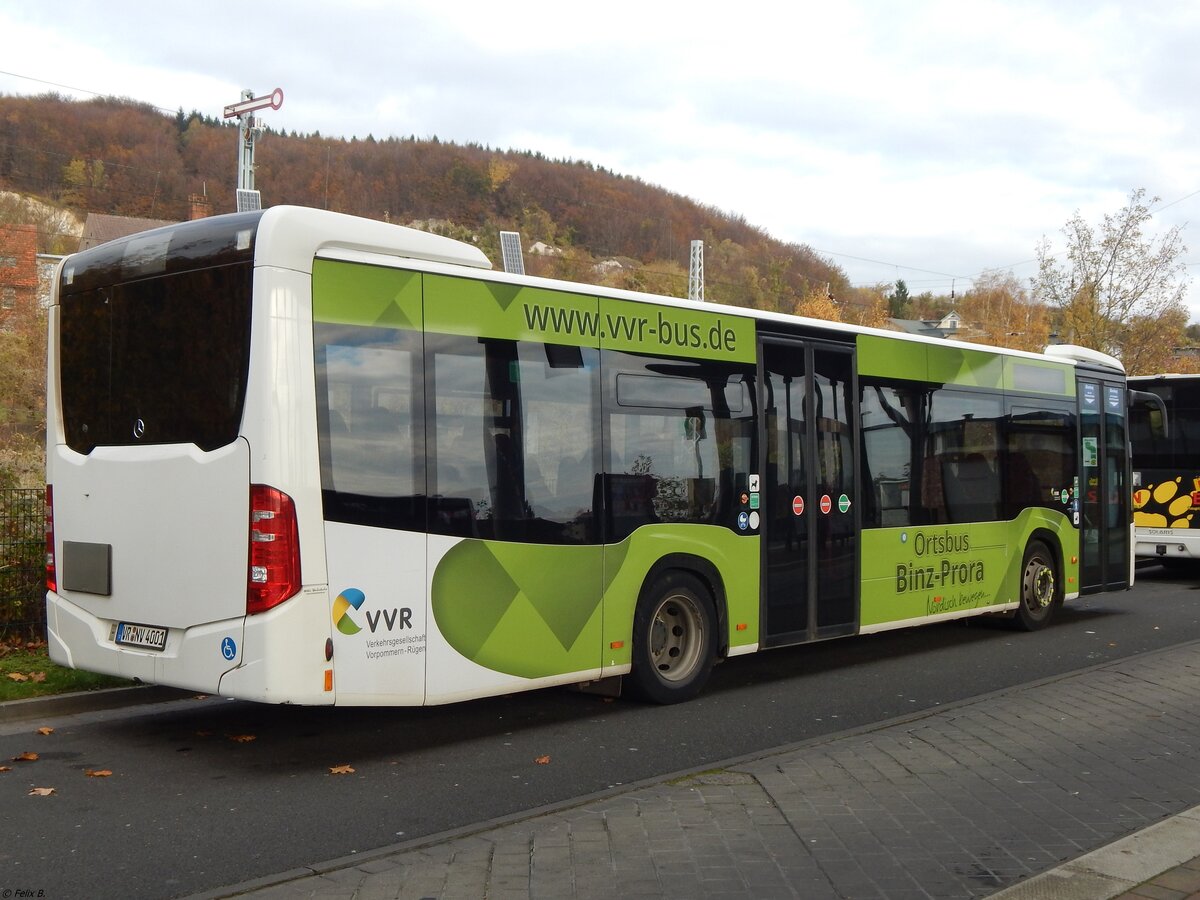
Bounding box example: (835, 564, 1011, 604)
(1013, 540, 1060, 631)
(628, 572, 717, 704)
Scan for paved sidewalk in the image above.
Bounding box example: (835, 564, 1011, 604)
(181, 641, 1200, 900)
(993, 807, 1200, 899)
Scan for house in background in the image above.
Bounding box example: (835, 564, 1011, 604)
(0, 195, 216, 314)
(888, 310, 978, 340)
(0, 223, 37, 329)
(75, 194, 212, 251)
(1, 214, 180, 321)
(78, 213, 177, 251)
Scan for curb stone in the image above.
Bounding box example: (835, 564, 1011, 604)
(0, 683, 192, 723)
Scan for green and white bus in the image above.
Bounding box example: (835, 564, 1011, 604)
(45, 206, 1134, 706)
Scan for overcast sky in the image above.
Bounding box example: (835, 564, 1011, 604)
(3, 1, 1199, 319)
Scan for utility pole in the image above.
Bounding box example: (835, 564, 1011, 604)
(223, 87, 284, 211)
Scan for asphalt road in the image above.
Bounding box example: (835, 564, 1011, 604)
(2, 563, 1198, 899)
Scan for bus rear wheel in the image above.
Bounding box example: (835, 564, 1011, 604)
(628, 572, 717, 704)
(1013, 540, 1060, 631)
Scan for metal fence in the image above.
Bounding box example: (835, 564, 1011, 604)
(1, 487, 46, 640)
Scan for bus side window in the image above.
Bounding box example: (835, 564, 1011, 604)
(314, 323, 425, 531)
(427, 334, 601, 544)
(925, 391, 1003, 525)
(602, 350, 755, 542)
(1003, 406, 1075, 519)
(860, 381, 916, 528)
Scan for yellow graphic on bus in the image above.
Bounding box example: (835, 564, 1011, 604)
(1132, 476, 1199, 529)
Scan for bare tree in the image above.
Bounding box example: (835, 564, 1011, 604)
(1033, 188, 1189, 367)
(959, 269, 1050, 353)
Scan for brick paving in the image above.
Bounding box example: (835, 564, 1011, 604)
(195, 641, 1200, 900)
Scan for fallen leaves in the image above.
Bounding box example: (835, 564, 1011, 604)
(329, 764, 355, 775)
(5, 671, 46, 683)
(226, 734, 257, 743)
(534, 755, 551, 765)
(0, 713, 116, 791)
(0, 639, 48, 661)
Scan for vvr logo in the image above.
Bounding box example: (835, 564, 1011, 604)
(365, 607, 413, 632)
(332, 588, 366, 635)
(332, 588, 414, 635)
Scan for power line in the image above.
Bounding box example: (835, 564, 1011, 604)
(0, 72, 1048, 294)
(812, 248, 973, 282)
(1151, 189, 1200, 215)
(833, 187, 1200, 294)
(5, 70, 1199, 300)
(0, 68, 177, 116)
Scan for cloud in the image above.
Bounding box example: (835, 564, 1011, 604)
(2, 0, 1198, 319)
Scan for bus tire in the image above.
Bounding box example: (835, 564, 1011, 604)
(628, 571, 717, 704)
(1013, 540, 1060, 631)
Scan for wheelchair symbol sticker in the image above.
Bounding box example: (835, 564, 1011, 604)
(221, 637, 237, 661)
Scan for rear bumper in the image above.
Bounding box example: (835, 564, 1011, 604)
(47, 591, 243, 695)
(1135, 530, 1200, 560)
(48, 588, 336, 705)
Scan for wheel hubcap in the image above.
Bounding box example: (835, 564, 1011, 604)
(648, 594, 704, 683)
(1025, 558, 1054, 609)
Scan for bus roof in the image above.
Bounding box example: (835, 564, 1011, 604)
(1128, 373, 1198, 382)
(1043, 343, 1125, 373)
(257, 205, 492, 271)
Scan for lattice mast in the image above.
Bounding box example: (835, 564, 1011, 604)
(688, 240, 705, 301)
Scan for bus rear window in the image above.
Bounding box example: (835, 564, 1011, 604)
(59, 262, 253, 453)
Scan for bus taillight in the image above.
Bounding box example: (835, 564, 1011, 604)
(247, 484, 300, 615)
(45, 484, 56, 593)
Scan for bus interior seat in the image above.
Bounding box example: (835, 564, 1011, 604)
(944, 453, 1000, 522)
(1006, 451, 1040, 509)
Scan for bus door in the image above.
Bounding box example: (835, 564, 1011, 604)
(1079, 377, 1130, 591)
(760, 338, 858, 645)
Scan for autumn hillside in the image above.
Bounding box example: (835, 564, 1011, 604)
(0, 92, 880, 316)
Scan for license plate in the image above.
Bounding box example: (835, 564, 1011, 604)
(114, 622, 168, 651)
